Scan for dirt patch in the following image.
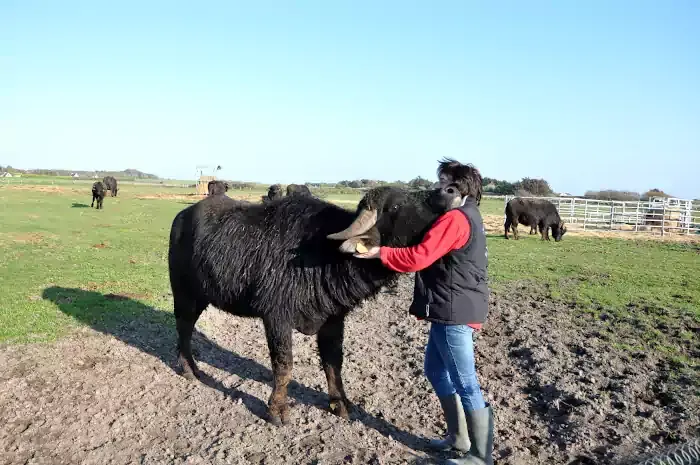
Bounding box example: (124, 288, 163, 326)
(0, 184, 88, 195)
(104, 292, 150, 301)
(0, 275, 697, 465)
(92, 242, 109, 249)
(9, 232, 47, 244)
(136, 193, 268, 203)
(1, 184, 70, 193)
(136, 193, 204, 201)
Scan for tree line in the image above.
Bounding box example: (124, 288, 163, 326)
(0, 166, 158, 179)
(2, 165, 680, 200)
(583, 188, 673, 201)
(335, 176, 554, 196)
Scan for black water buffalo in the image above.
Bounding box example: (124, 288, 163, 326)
(103, 176, 118, 197)
(261, 183, 284, 203)
(91, 181, 106, 209)
(207, 180, 229, 196)
(286, 183, 312, 197)
(504, 197, 567, 241)
(168, 184, 463, 426)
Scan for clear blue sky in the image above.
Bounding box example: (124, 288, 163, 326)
(3, 1, 699, 197)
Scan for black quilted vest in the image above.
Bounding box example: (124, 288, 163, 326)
(408, 197, 489, 325)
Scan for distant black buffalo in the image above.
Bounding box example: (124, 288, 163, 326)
(261, 183, 284, 203)
(286, 183, 311, 197)
(207, 180, 229, 196)
(91, 182, 106, 209)
(103, 176, 118, 197)
(505, 197, 567, 241)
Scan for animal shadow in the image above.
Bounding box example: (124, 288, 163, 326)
(71, 203, 90, 208)
(42, 286, 428, 452)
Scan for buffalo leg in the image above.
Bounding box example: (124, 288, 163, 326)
(174, 294, 207, 380)
(317, 315, 350, 420)
(512, 221, 520, 240)
(264, 319, 293, 426)
(91, 195, 95, 207)
(504, 217, 511, 239)
(529, 224, 537, 235)
(540, 222, 550, 241)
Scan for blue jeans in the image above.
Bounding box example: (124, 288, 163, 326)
(424, 322, 486, 412)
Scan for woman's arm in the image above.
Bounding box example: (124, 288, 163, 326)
(354, 209, 470, 272)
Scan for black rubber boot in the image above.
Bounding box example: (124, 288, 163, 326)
(426, 393, 470, 453)
(445, 403, 494, 464)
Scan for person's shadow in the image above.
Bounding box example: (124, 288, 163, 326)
(42, 286, 433, 455)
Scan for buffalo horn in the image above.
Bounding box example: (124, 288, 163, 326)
(327, 208, 378, 240)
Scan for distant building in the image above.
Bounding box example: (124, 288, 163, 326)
(1, 172, 12, 177)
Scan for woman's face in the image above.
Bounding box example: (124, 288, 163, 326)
(438, 173, 455, 189)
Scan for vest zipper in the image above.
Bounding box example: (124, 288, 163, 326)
(425, 304, 430, 317)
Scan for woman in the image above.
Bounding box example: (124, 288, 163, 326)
(355, 159, 493, 465)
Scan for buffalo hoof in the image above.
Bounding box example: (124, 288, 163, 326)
(268, 406, 291, 426)
(178, 355, 201, 381)
(330, 399, 350, 420)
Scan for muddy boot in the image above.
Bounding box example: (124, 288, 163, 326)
(427, 393, 470, 452)
(445, 404, 494, 465)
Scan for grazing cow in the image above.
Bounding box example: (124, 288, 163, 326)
(207, 180, 229, 196)
(261, 183, 284, 203)
(91, 181, 106, 209)
(286, 183, 312, 197)
(103, 176, 118, 197)
(168, 184, 463, 425)
(505, 197, 567, 241)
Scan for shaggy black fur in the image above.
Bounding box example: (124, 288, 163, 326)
(91, 181, 106, 209)
(168, 185, 462, 425)
(207, 180, 229, 196)
(504, 197, 567, 241)
(103, 176, 118, 197)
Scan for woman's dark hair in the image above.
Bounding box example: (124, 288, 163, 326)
(437, 158, 483, 205)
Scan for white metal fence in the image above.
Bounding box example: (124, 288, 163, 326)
(503, 195, 700, 236)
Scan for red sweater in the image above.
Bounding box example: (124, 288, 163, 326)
(379, 210, 482, 330)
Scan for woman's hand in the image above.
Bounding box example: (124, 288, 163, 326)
(354, 246, 381, 259)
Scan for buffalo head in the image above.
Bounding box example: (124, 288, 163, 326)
(553, 221, 567, 241)
(327, 185, 463, 254)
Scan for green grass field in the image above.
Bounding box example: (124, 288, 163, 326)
(1, 181, 698, 372)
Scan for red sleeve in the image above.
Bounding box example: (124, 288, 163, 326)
(379, 210, 470, 273)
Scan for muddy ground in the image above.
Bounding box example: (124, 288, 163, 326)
(1, 275, 698, 465)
